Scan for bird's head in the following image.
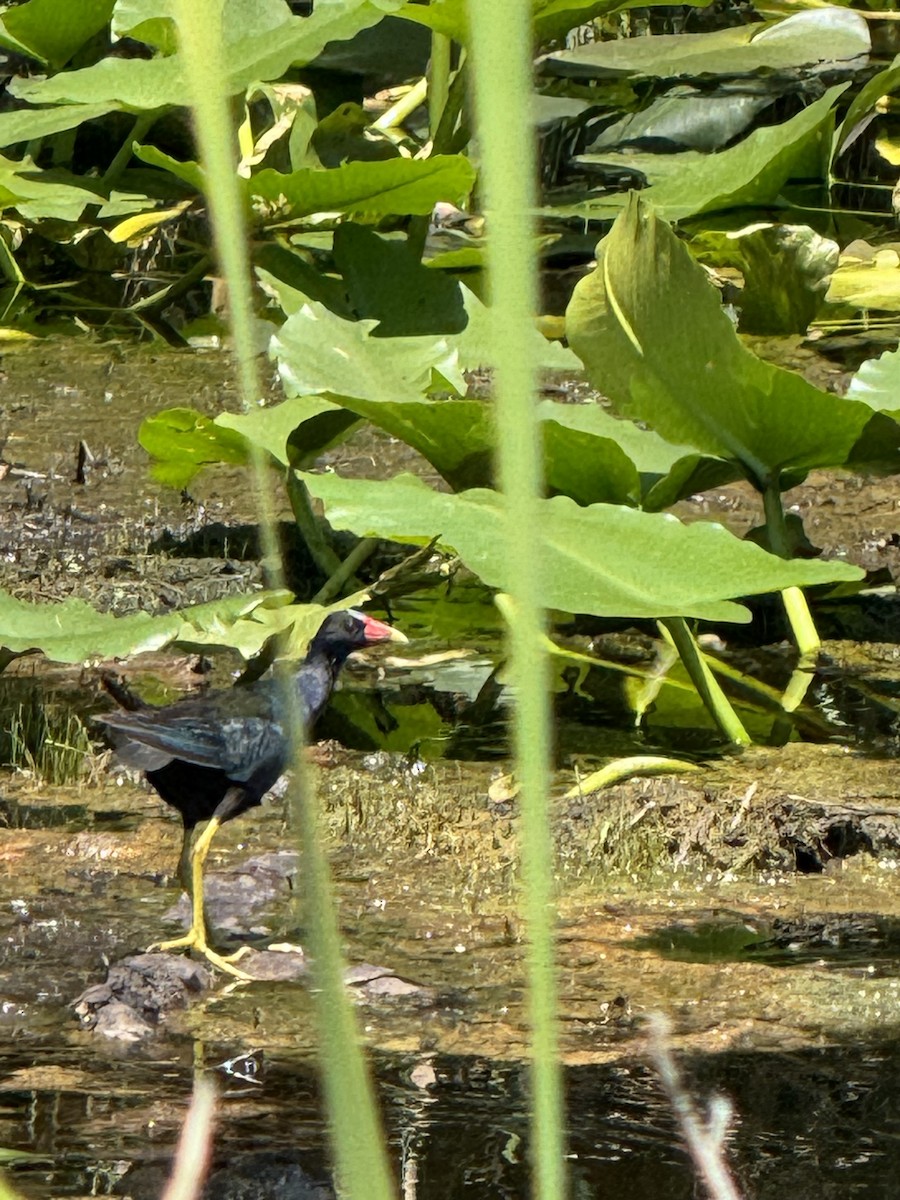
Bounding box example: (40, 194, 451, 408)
(312, 609, 407, 657)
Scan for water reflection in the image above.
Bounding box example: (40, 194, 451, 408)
(2, 1038, 899, 1198)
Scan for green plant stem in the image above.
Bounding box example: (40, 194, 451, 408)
(312, 537, 378, 605)
(287, 471, 344, 578)
(468, 4, 565, 1198)
(173, 6, 394, 1200)
(407, 63, 469, 261)
(660, 618, 751, 746)
(372, 76, 427, 130)
(763, 482, 820, 658)
(429, 32, 452, 140)
(129, 253, 212, 313)
(781, 586, 819, 660)
(761, 479, 792, 558)
(100, 112, 157, 193)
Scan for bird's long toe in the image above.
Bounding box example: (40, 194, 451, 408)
(201, 946, 254, 982)
(148, 932, 255, 982)
(149, 932, 198, 954)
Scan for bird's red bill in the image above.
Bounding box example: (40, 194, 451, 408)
(362, 614, 405, 643)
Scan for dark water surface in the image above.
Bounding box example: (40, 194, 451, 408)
(1, 1034, 899, 1198)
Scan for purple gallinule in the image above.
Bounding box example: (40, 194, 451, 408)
(101, 609, 406, 978)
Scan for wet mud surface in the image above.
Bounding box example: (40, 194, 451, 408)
(1, 338, 899, 1197)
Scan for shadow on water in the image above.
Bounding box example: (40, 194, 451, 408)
(632, 914, 900, 974)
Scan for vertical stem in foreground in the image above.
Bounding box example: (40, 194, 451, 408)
(466, 5, 565, 1200)
(172, 6, 393, 1200)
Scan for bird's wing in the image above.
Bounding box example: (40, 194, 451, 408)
(99, 709, 284, 781)
(100, 710, 231, 771)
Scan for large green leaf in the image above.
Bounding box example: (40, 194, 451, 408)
(0, 0, 115, 67)
(262, 262, 575, 373)
(333, 222, 467, 336)
(553, 86, 845, 223)
(536, 400, 740, 508)
(537, 398, 695, 476)
(0, 154, 106, 221)
(139, 407, 250, 488)
(133, 148, 475, 220)
(217, 398, 362, 469)
(582, 91, 771, 157)
(454, 286, 579, 372)
(566, 195, 900, 487)
(139, 398, 360, 487)
(0, 589, 295, 663)
(540, 9, 869, 80)
(333, 396, 644, 501)
(251, 155, 476, 220)
(272, 299, 465, 402)
(12, 0, 399, 108)
(112, 0, 291, 54)
(690, 223, 838, 335)
(329, 397, 495, 490)
(542, 417, 640, 506)
(0, 102, 116, 147)
(846, 345, 900, 417)
(267, 287, 729, 502)
(299, 472, 863, 622)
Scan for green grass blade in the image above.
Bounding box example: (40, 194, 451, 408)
(467, 4, 566, 1198)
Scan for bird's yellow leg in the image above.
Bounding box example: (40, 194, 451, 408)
(149, 814, 254, 982)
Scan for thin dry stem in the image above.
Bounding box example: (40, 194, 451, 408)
(646, 1014, 743, 1200)
(160, 1078, 216, 1200)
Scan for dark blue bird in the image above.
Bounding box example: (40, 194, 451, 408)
(101, 609, 406, 977)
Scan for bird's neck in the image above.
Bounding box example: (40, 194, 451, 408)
(294, 645, 347, 725)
